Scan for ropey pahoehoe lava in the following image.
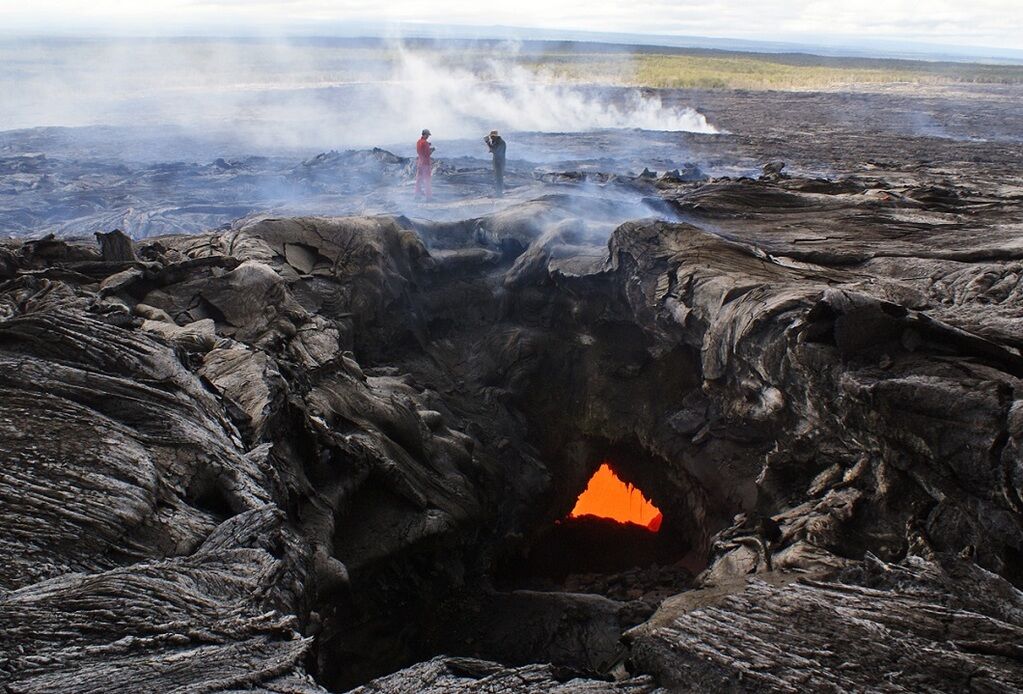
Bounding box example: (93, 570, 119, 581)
(2, 72, 1023, 693)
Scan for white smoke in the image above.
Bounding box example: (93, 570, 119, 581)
(0, 37, 720, 152)
(386, 47, 719, 136)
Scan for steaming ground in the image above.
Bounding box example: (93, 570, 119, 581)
(1, 37, 1021, 238)
(0, 125, 701, 237)
(0, 38, 724, 237)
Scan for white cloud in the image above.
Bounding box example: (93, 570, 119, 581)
(0, 0, 1021, 49)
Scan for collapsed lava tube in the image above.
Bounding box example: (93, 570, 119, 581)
(570, 463, 663, 531)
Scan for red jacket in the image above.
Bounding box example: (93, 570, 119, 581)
(416, 137, 431, 165)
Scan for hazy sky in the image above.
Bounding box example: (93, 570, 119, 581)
(2, 0, 1021, 50)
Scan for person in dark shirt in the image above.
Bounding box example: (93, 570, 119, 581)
(415, 129, 434, 199)
(483, 130, 506, 196)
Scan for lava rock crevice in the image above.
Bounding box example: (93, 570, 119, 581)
(2, 169, 1023, 691)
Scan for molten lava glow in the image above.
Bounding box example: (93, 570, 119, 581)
(570, 463, 663, 531)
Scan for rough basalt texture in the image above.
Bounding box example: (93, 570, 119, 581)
(2, 144, 1023, 692)
(628, 554, 1023, 693)
(348, 656, 657, 693)
(1, 507, 324, 694)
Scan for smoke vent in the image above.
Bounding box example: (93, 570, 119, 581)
(570, 462, 663, 531)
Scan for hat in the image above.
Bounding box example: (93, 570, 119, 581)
(422, 129, 431, 137)
(489, 130, 499, 136)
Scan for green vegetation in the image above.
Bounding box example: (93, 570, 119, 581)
(518, 49, 1023, 90)
(636, 54, 950, 89)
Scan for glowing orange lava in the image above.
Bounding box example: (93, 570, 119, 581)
(570, 463, 663, 531)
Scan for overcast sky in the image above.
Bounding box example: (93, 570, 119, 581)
(1, 0, 1021, 50)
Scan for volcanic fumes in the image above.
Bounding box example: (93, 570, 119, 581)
(570, 463, 663, 531)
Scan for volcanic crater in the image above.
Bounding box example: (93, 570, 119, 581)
(2, 82, 1023, 693)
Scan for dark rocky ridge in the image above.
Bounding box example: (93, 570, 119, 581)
(2, 152, 1023, 692)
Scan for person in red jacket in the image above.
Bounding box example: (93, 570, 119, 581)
(415, 129, 434, 199)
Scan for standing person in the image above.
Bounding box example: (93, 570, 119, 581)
(483, 130, 506, 196)
(415, 129, 434, 200)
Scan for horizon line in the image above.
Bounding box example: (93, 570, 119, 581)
(1, 22, 1022, 66)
